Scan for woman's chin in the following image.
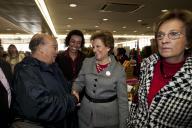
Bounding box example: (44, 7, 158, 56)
(96, 57, 101, 61)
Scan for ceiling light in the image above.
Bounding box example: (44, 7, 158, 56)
(113, 31, 117, 33)
(67, 17, 73, 20)
(102, 18, 108, 21)
(66, 25, 71, 27)
(133, 30, 137, 33)
(69, 4, 77, 7)
(137, 20, 142, 22)
(95, 26, 99, 28)
(122, 26, 127, 29)
(161, 9, 168, 12)
(146, 26, 151, 29)
(35, 0, 57, 37)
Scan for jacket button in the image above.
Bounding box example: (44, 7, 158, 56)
(94, 84, 96, 87)
(93, 90, 95, 93)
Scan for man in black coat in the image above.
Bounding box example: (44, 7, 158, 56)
(11, 33, 78, 128)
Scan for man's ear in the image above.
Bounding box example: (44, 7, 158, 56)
(38, 44, 45, 53)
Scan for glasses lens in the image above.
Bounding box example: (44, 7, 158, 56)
(156, 33, 164, 40)
(168, 31, 181, 39)
(156, 31, 182, 40)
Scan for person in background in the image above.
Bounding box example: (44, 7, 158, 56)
(141, 45, 152, 58)
(6, 44, 25, 72)
(0, 45, 5, 60)
(0, 56, 12, 128)
(72, 31, 129, 128)
(150, 38, 158, 54)
(56, 29, 86, 91)
(128, 9, 192, 127)
(11, 33, 78, 128)
(116, 47, 129, 65)
(55, 29, 86, 128)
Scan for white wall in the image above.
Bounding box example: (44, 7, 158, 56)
(0, 34, 154, 52)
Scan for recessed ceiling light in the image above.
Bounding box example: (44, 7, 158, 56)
(67, 17, 73, 20)
(6, 28, 11, 31)
(146, 26, 151, 29)
(66, 25, 71, 27)
(133, 30, 137, 33)
(113, 31, 117, 33)
(137, 20, 142, 22)
(102, 18, 108, 21)
(122, 26, 127, 29)
(161, 9, 168, 12)
(69, 4, 77, 7)
(95, 26, 99, 28)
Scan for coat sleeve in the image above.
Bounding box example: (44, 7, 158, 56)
(13, 66, 76, 123)
(72, 59, 86, 93)
(116, 66, 129, 128)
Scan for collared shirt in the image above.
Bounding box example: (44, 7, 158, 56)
(0, 67, 11, 107)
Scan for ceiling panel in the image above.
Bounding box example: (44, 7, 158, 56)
(0, 16, 28, 34)
(0, 0, 51, 34)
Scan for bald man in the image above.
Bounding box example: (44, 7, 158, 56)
(11, 34, 78, 128)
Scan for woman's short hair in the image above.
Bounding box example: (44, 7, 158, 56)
(90, 30, 114, 55)
(65, 30, 85, 48)
(154, 9, 192, 50)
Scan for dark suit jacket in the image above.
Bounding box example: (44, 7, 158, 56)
(0, 59, 12, 128)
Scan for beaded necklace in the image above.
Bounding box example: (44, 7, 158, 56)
(96, 57, 111, 73)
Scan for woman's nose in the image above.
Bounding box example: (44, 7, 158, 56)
(161, 35, 170, 44)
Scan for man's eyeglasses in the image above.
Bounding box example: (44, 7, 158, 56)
(156, 31, 184, 40)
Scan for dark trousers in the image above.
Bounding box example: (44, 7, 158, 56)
(66, 108, 79, 128)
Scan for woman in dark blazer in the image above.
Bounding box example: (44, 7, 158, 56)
(0, 58, 12, 128)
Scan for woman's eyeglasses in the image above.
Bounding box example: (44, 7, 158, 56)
(156, 31, 184, 40)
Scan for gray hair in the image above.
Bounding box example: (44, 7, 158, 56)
(29, 33, 55, 52)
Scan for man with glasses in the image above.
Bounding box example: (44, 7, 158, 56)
(128, 9, 192, 127)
